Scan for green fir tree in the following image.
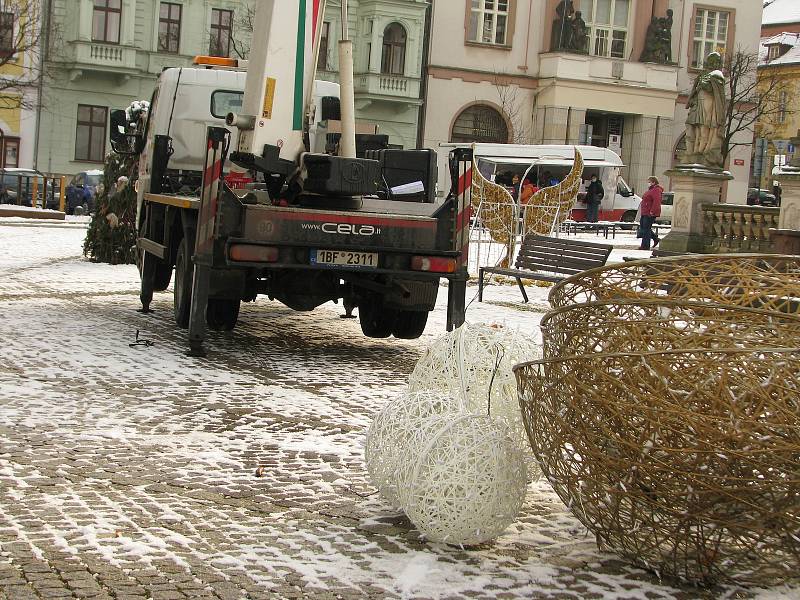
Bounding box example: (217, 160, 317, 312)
(82, 151, 139, 265)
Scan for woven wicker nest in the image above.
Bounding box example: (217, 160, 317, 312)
(515, 348, 800, 585)
(517, 254, 800, 585)
(549, 254, 800, 314)
(541, 299, 800, 359)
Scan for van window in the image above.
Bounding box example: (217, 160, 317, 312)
(211, 90, 243, 119)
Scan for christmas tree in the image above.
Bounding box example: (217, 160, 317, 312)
(83, 101, 149, 265)
(82, 151, 138, 265)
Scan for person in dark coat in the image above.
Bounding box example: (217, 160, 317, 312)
(639, 176, 663, 250)
(585, 174, 604, 222)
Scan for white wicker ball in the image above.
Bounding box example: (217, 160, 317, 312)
(398, 413, 527, 546)
(365, 391, 460, 507)
(408, 323, 541, 477)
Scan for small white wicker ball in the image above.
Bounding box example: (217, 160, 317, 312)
(398, 413, 527, 546)
(365, 391, 460, 507)
(408, 323, 542, 477)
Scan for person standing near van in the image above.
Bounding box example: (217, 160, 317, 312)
(585, 174, 604, 222)
(639, 176, 663, 250)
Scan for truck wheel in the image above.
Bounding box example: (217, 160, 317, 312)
(359, 302, 396, 338)
(620, 211, 637, 230)
(174, 237, 192, 328)
(206, 299, 240, 331)
(392, 310, 429, 339)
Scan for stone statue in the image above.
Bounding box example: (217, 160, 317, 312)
(640, 9, 673, 63)
(551, 0, 575, 52)
(571, 11, 589, 54)
(682, 52, 727, 169)
(660, 9, 674, 63)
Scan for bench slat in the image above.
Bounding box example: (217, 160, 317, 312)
(515, 253, 607, 271)
(522, 235, 613, 252)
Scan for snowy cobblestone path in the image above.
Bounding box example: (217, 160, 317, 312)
(0, 222, 796, 600)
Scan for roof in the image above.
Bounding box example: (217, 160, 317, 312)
(760, 32, 800, 66)
(440, 143, 624, 167)
(763, 0, 800, 26)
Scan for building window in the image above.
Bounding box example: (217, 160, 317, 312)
(75, 105, 107, 162)
(2, 137, 19, 168)
(0, 12, 14, 56)
(580, 0, 630, 59)
(318, 21, 330, 70)
(158, 3, 182, 54)
(778, 91, 788, 124)
(468, 0, 510, 46)
(451, 105, 509, 143)
(767, 44, 781, 61)
(691, 8, 729, 69)
(92, 0, 121, 44)
(381, 23, 406, 75)
(209, 8, 233, 57)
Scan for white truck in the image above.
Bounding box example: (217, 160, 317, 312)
(110, 0, 469, 356)
(442, 143, 643, 224)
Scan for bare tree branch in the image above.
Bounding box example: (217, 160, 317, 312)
(492, 72, 530, 144)
(0, 0, 46, 110)
(722, 46, 792, 159)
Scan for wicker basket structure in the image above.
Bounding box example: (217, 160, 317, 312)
(515, 348, 800, 585)
(540, 299, 800, 359)
(548, 254, 800, 314)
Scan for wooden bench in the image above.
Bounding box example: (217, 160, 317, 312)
(478, 234, 614, 302)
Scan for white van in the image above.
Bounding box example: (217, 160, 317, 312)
(440, 143, 642, 223)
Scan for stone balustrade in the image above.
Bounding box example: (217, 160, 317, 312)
(701, 204, 780, 253)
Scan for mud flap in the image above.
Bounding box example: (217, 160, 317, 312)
(187, 263, 211, 357)
(446, 273, 467, 331)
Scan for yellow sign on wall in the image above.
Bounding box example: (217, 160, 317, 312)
(262, 78, 276, 119)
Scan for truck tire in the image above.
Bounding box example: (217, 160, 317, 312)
(392, 310, 429, 339)
(174, 237, 192, 328)
(359, 301, 396, 338)
(620, 210, 637, 230)
(206, 299, 240, 331)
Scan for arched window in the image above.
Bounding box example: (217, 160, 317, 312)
(450, 105, 509, 144)
(381, 23, 406, 75)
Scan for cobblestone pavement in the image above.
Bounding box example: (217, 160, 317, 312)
(0, 224, 794, 599)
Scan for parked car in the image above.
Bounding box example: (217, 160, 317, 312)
(65, 170, 103, 214)
(0, 168, 60, 209)
(656, 191, 674, 224)
(747, 188, 778, 207)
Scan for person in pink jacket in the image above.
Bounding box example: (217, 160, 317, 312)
(639, 176, 663, 250)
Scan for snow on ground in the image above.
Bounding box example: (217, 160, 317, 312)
(0, 218, 796, 599)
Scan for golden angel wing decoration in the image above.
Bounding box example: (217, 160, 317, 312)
(522, 148, 584, 236)
(471, 159, 516, 266)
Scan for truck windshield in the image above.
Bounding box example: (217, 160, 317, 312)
(211, 90, 244, 119)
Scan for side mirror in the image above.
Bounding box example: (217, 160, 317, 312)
(109, 109, 141, 155)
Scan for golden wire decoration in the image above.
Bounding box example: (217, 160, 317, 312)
(548, 254, 800, 314)
(515, 348, 800, 585)
(470, 148, 584, 267)
(540, 299, 800, 360)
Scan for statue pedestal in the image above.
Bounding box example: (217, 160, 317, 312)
(659, 166, 733, 253)
(776, 166, 800, 231)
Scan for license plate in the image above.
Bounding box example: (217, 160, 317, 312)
(311, 249, 378, 268)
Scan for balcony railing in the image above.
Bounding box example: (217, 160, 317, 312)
(702, 204, 780, 253)
(71, 40, 137, 72)
(354, 72, 421, 100)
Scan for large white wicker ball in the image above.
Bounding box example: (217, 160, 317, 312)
(408, 323, 541, 477)
(398, 413, 527, 546)
(365, 391, 460, 507)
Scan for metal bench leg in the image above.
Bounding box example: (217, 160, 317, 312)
(478, 268, 485, 302)
(516, 277, 529, 303)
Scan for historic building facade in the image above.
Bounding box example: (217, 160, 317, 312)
(422, 0, 762, 203)
(35, 0, 427, 177)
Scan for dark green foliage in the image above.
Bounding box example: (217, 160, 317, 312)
(83, 152, 139, 265)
